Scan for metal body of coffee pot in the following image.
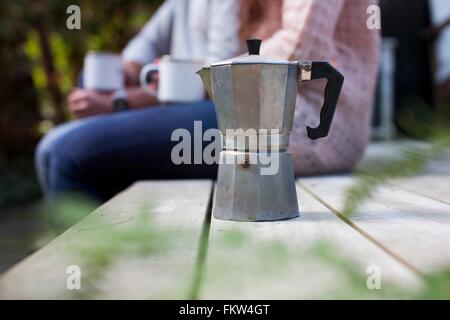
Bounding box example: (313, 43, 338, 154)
(198, 39, 344, 222)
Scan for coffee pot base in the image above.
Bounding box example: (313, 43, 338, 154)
(213, 151, 299, 222)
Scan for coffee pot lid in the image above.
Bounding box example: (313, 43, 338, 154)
(210, 39, 292, 67)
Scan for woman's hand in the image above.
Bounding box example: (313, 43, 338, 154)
(68, 89, 112, 118)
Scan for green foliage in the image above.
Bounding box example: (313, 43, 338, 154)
(342, 136, 450, 216)
(49, 192, 100, 230)
(418, 269, 450, 299)
(62, 201, 183, 298)
(75, 206, 171, 270)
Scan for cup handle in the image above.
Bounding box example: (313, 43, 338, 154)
(139, 63, 159, 97)
(298, 61, 344, 140)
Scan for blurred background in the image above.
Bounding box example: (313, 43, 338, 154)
(0, 0, 163, 271)
(0, 0, 449, 273)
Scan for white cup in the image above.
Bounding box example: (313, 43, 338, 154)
(140, 56, 205, 103)
(83, 52, 124, 91)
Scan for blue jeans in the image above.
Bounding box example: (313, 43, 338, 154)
(35, 101, 218, 202)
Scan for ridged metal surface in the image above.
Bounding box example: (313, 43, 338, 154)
(199, 62, 300, 222)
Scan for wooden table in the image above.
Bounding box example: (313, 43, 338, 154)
(1, 141, 449, 299)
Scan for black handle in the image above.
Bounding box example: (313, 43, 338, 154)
(246, 38, 262, 55)
(305, 61, 344, 140)
(145, 69, 158, 83)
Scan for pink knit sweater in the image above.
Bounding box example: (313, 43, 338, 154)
(257, 0, 380, 175)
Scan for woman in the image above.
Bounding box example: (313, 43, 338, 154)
(240, 0, 380, 175)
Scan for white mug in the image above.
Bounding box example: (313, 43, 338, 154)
(83, 52, 124, 91)
(140, 56, 205, 103)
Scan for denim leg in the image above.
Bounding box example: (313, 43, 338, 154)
(35, 117, 103, 195)
(45, 100, 218, 202)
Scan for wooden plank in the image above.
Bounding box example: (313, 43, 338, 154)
(299, 176, 450, 274)
(356, 140, 429, 170)
(357, 140, 450, 176)
(200, 183, 420, 299)
(0, 180, 212, 299)
(379, 176, 450, 206)
(357, 141, 450, 205)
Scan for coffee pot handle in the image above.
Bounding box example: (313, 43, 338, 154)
(299, 61, 344, 140)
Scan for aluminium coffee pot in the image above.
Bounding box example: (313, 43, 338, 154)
(198, 39, 344, 222)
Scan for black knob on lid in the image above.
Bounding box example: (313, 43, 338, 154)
(246, 38, 262, 55)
